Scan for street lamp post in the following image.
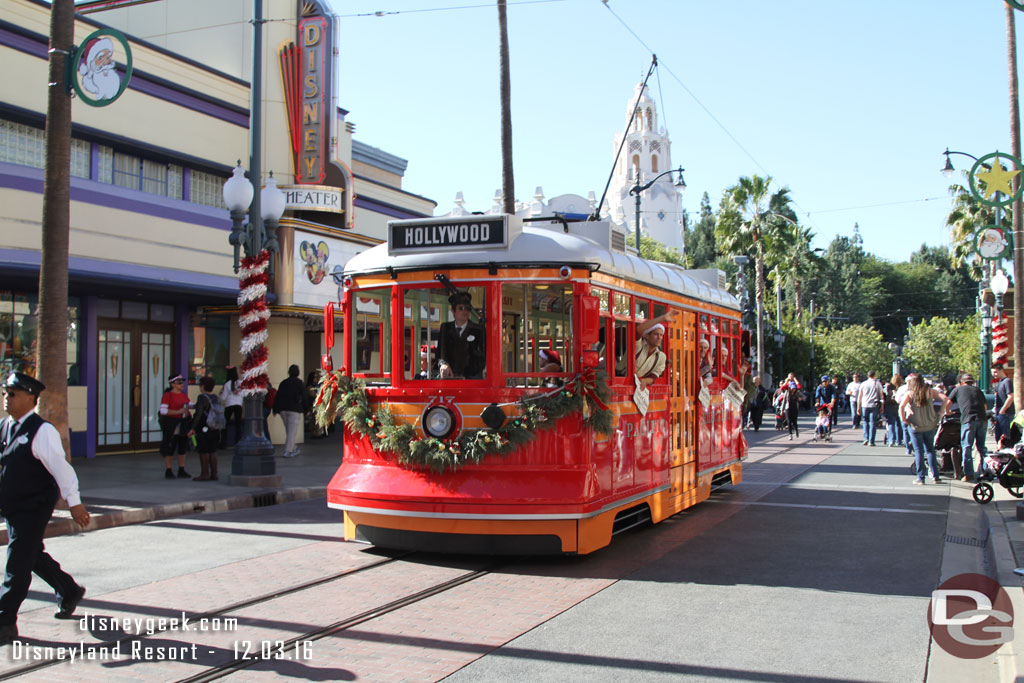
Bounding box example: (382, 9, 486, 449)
(992, 268, 1010, 315)
(223, 163, 285, 484)
(628, 166, 686, 253)
(773, 328, 785, 386)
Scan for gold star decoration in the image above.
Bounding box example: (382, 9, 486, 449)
(976, 154, 1020, 199)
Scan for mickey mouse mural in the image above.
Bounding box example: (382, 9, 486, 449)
(299, 240, 329, 284)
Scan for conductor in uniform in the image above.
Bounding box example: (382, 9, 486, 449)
(0, 372, 89, 644)
(437, 291, 486, 379)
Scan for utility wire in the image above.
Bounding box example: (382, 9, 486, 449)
(339, 0, 566, 18)
(599, 2, 821, 231)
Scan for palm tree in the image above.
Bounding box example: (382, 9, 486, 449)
(768, 221, 817, 319)
(37, 0, 74, 458)
(945, 177, 1008, 280)
(715, 175, 793, 379)
(497, 0, 514, 214)
(1006, 2, 1023, 412)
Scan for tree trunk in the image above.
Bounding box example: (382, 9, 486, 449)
(1008, 4, 1024, 413)
(37, 0, 73, 459)
(497, 0, 515, 214)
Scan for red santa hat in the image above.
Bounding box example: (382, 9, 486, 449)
(420, 344, 429, 358)
(83, 36, 114, 69)
(539, 348, 560, 365)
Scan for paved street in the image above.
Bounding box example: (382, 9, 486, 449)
(0, 415, 1020, 682)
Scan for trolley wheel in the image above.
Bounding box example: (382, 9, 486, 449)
(973, 482, 995, 504)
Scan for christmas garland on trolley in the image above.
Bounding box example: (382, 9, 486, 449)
(314, 369, 614, 472)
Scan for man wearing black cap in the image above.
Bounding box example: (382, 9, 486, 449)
(437, 292, 486, 379)
(0, 372, 89, 644)
(947, 372, 988, 481)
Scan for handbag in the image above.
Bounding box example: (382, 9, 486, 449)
(906, 398, 939, 432)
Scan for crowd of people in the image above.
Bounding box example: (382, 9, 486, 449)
(743, 365, 1013, 487)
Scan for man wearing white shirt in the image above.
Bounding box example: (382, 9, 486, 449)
(0, 372, 89, 645)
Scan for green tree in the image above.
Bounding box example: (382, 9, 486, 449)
(684, 192, 719, 268)
(767, 221, 816, 318)
(715, 175, 793, 377)
(904, 315, 980, 379)
(816, 324, 892, 379)
(626, 233, 685, 266)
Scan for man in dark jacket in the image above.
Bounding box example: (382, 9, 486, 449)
(947, 373, 988, 481)
(437, 291, 486, 379)
(273, 364, 309, 458)
(0, 373, 90, 644)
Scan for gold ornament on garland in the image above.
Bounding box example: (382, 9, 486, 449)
(314, 367, 613, 472)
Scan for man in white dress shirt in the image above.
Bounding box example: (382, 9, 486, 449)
(0, 372, 90, 645)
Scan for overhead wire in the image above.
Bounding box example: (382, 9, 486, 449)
(338, 0, 567, 18)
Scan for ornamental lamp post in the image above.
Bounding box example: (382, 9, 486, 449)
(992, 268, 1010, 315)
(773, 328, 785, 387)
(223, 162, 285, 485)
(628, 166, 685, 254)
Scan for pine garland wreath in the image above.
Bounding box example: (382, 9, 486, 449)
(314, 369, 614, 472)
(238, 250, 271, 396)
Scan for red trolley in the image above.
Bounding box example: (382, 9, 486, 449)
(321, 214, 747, 554)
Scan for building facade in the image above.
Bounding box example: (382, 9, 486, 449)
(0, 0, 435, 457)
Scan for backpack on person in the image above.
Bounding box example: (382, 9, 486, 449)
(203, 394, 227, 430)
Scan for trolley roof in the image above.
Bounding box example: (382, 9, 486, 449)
(343, 215, 739, 310)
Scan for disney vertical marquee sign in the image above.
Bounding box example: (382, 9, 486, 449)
(279, 1, 336, 184)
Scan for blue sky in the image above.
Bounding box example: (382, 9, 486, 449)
(334, 0, 1019, 262)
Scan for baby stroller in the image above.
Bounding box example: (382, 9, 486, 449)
(909, 413, 960, 476)
(812, 404, 832, 442)
(972, 445, 1024, 504)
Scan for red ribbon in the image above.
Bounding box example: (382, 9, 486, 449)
(575, 367, 609, 413)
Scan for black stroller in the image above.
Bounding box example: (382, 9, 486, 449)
(910, 413, 960, 476)
(973, 445, 1024, 503)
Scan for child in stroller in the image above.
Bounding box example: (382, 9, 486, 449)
(813, 403, 832, 442)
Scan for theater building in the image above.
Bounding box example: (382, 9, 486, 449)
(0, 0, 435, 457)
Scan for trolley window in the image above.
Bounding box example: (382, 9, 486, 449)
(429, 285, 488, 380)
(501, 282, 572, 386)
(401, 287, 446, 380)
(351, 288, 391, 381)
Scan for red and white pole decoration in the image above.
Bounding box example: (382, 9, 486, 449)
(238, 250, 271, 396)
(993, 314, 1009, 368)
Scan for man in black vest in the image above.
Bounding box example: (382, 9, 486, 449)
(437, 291, 486, 379)
(0, 372, 90, 645)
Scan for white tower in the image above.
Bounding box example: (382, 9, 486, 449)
(604, 83, 684, 252)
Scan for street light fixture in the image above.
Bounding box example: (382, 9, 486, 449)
(223, 161, 285, 484)
(992, 268, 1010, 312)
(628, 166, 685, 254)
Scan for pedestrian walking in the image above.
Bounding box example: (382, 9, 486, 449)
(158, 373, 191, 479)
(899, 374, 948, 485)
(883, 374, 904, 448)
(780, 380, 802, 439)
(895, 374, 914, 456)
(189, 376, 223, 481)
(219, 365, 243, 448)
(947, 373, 988, 481)
(994, 364, 1014, 445)
(846, 373, 862, 429)
(273, 364, 309, 458)
(0, 372, 90, 644)
(748, 376, 768, 431)
(857, 371, 884, 446)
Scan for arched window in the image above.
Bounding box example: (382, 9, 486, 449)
(632, 154, 640, 178)
(646, 108, 653, 130)
(651, 155, 658, 174)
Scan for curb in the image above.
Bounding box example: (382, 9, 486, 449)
(981, 503, 1024, 683)
(24, 486, 329, 544)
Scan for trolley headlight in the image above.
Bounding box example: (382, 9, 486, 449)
(423, 405, 456, 439)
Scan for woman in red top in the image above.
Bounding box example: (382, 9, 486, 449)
(159, 373, 191, 479)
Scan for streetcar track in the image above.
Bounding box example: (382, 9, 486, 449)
(177, 566, 494, 683)
(0, 552, 413, 680)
